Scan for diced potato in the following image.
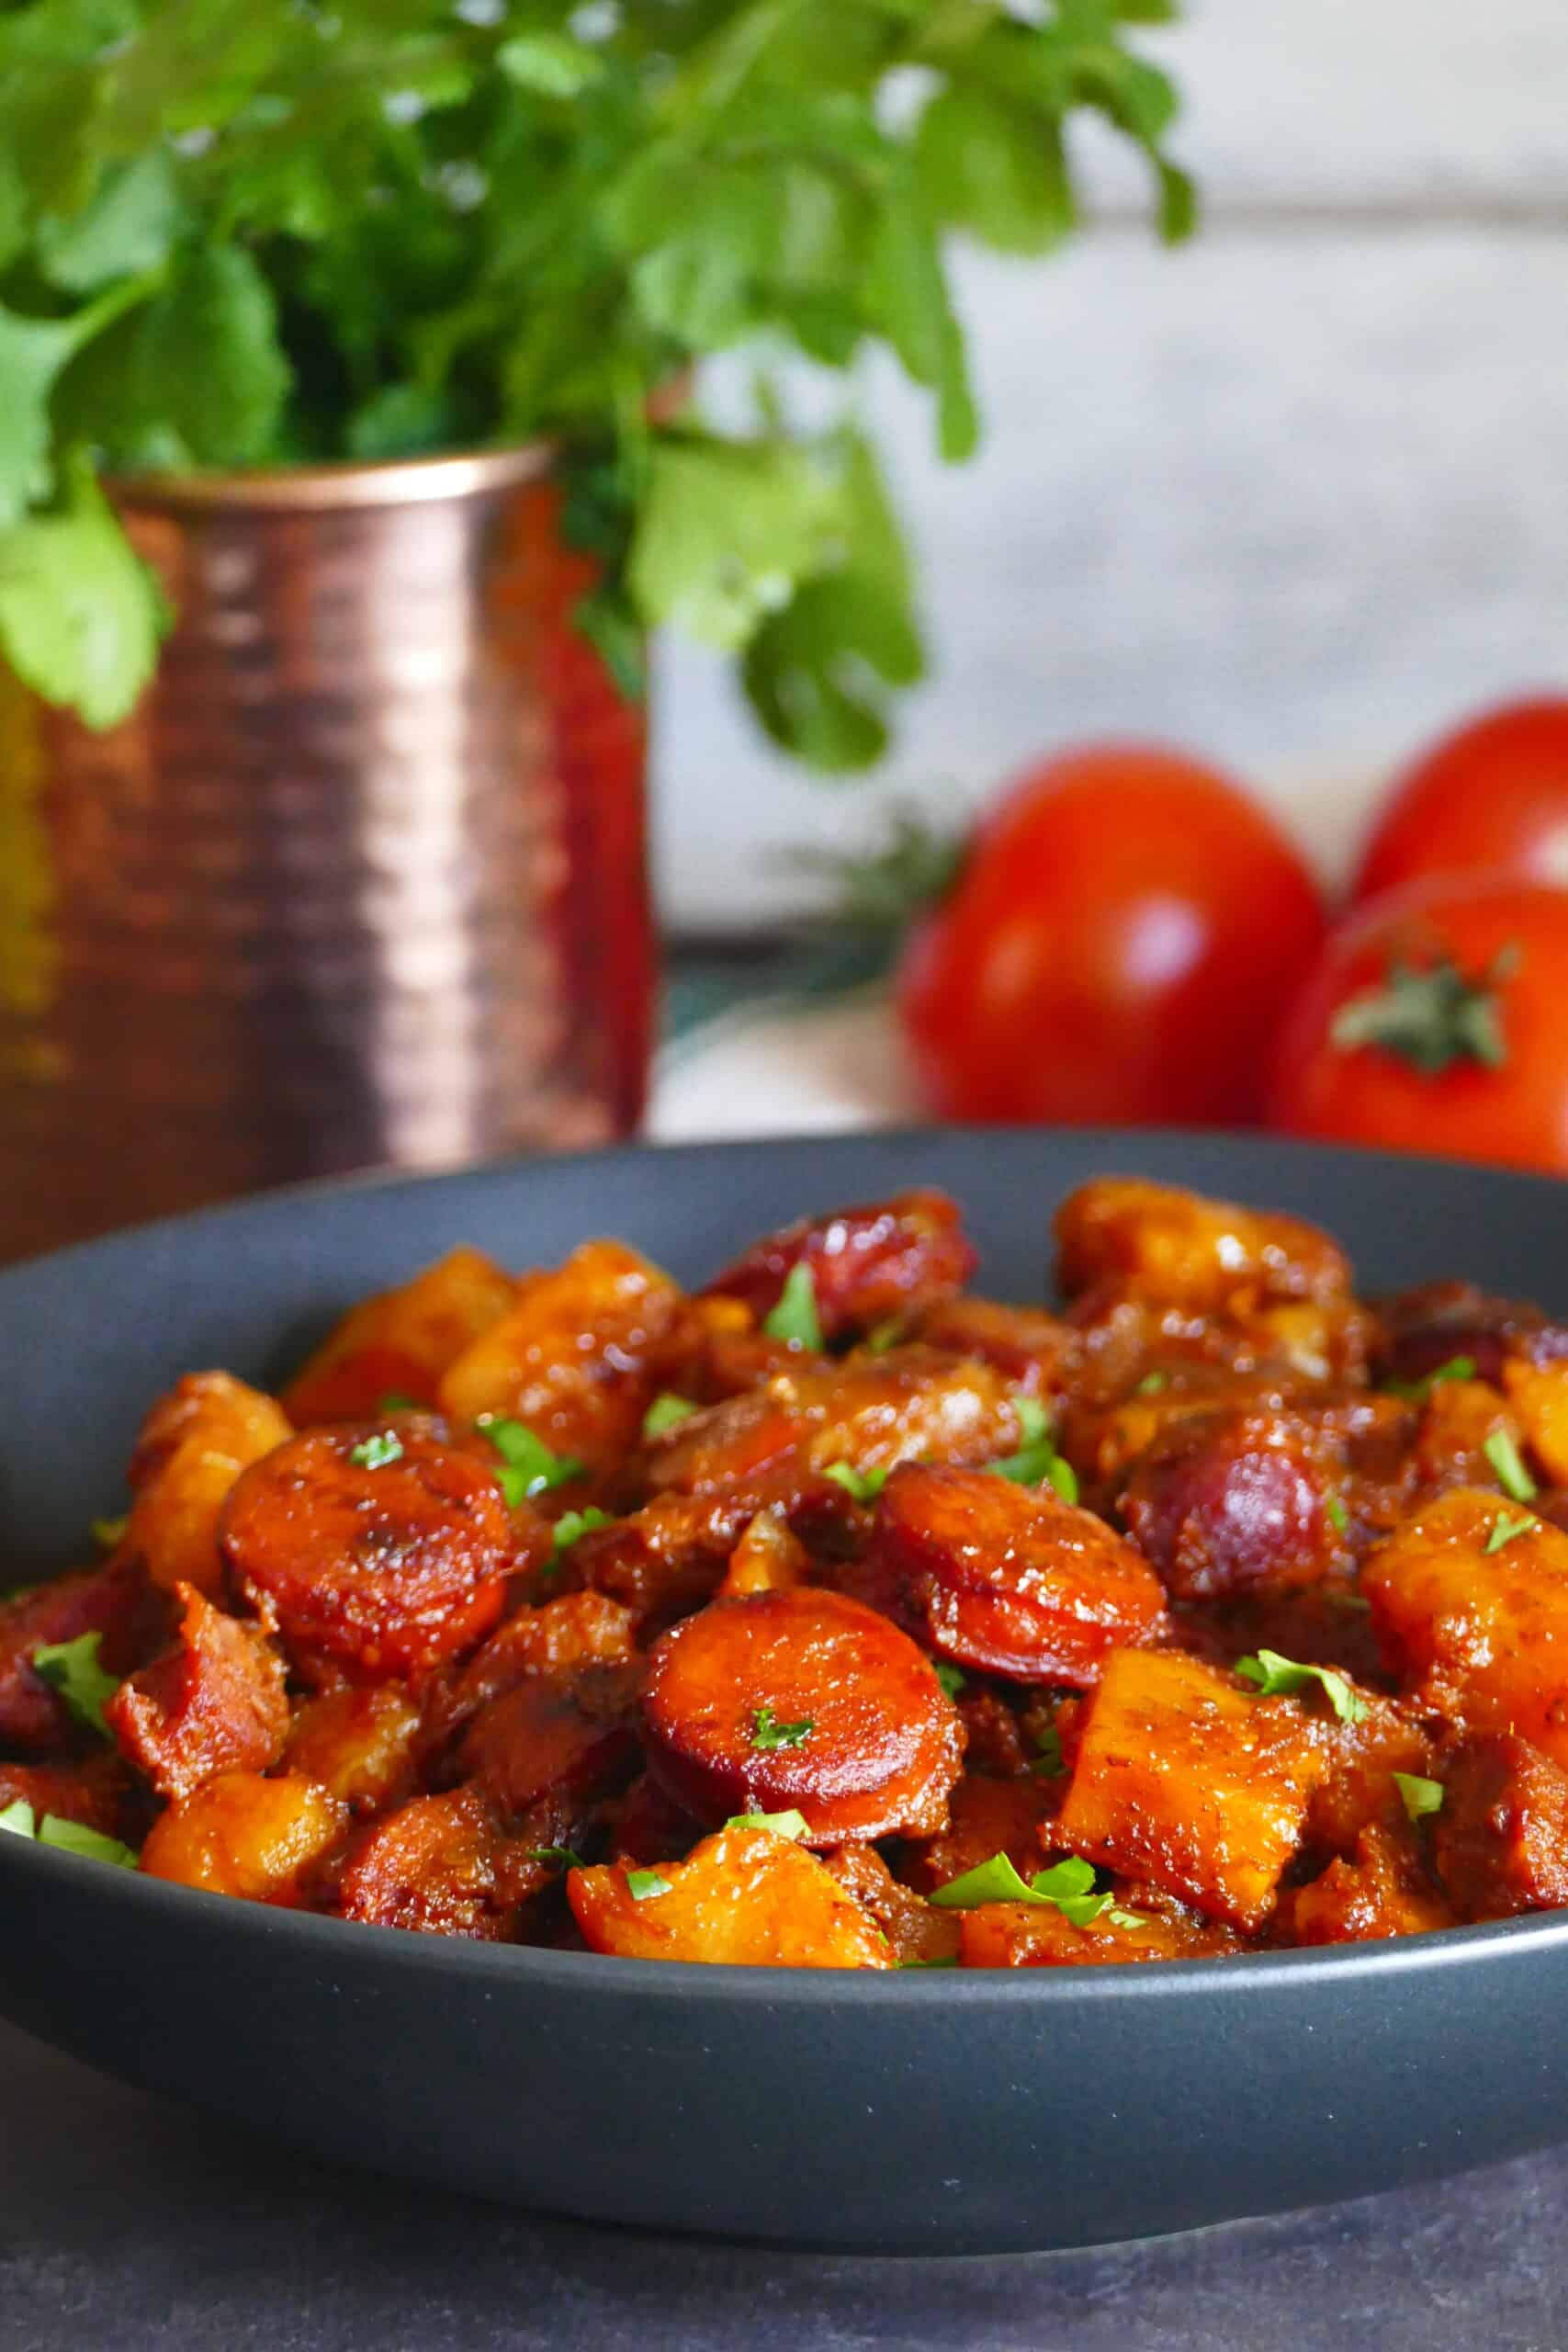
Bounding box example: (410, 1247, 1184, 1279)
(282, 1247, 519, 1422)
(140, 1770, 345, 1903)
(437, 1241, 682, 1464)
(1503, 1360, 1568, 1487)
(1054, 1178, 1351, 1311)
(1055, 1647, 1324, 1929)
(285, 1685, 423, 1815)
(960, 1898, 1239, 1968)
(569, 1824, 893, 1968)
(122, 1373, 292, 1597)
(1362, 1487, 1568, 1767)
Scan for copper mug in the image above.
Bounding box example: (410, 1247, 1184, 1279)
(0, 450, 655, 1261)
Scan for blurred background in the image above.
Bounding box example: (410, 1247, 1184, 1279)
(659, 0, 1568, 928)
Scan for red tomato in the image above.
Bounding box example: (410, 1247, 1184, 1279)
(1268, 876, 1568, 1171)
(1354, 695, 1568, 900)
(897, 745, 1327, 1126)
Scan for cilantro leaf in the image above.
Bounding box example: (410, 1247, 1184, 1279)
(37, 151, 185, 294)
(1484, 1430, 1539, 1505)
(348, 1430, 403, 1470)
(1235, 1649, 1369, 1725)
(929, 1849, 1141, 1928)
(1, 1798, 137, 1867)
(1393, 1772, 1444, 1823)
(762, 1262, 823, 1351)
(987, 1402, 1078, 1503)
(30, 1629, 118, 1736)
(1030, 1725, 1067, 1780)
(1385, 1355, 1479, 1403)
(822, 1460, 888, 1505)
(934, 1661, 965, 1701)
(724, 1808, 808, 1839)
(750, 1704, 813, 1751)
(91, 1512, 130, 1552)
(481, 1419, 583, 1509)
(528, 1844, 589, 1871)
(0, 449, 167, 727)
(898, 1952, 960, 1969)
(1325, 1493, 1350, 1534)
(551, 1508, 614, 1558)
(626, 1867, 671, 1901)
(0, 1798, 37, 1838)
(643, 1393, 699, 1439)
(1485, 1510, 1539, 1555)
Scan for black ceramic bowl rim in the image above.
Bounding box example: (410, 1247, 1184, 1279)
(6, 1124, 1568, 2010)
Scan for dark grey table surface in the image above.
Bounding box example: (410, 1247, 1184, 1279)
(1, 2019, 1563, 2352)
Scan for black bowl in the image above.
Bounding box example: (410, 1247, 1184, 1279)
(2, 1128, 1565, 2255)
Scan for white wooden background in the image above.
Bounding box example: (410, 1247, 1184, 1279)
(652, 0, 1568, 933)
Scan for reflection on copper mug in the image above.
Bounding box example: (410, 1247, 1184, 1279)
(0, 449, 654, 1261)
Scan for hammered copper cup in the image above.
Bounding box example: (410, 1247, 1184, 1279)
(0, 451, 655, 1261)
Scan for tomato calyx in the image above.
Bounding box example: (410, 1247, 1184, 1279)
(1328, 944, 1520, 1077)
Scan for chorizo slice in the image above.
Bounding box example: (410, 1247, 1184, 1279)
(1371, 1278, 1568, 1392)
(220, 1425, 513, 1681)
(861, 1464, 1165, 1684)
(1429, 1732, 1568, 1921)
(122, 1372, 294, 1598)
(568, 1822, 893, 1969)
(284, 1685, 423, 1815)
(423, 1589, 640, 1758)
(0, 1559, 156, 1754)
(700, 1189, 976, 1342)
(334, 1784, 535, 1939)
(140, 1770, 346, 1905)
(1117, 1408, 1339, 1602)
(457, 1668, 642, 1820)
(106, 1582, 289, 1804)
(282, 1246, 519, 1424)
(1055, 1647, 1325, 1930)
(642, 1588, 963, 1845)
(909, 1295, 1075, 1395)
(1055, 1177, 1350, 1312)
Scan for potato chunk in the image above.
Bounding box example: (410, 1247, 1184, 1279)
(569, 1824, 893, 1969)
(140, 1770, 345, 1904)
(437, 1241, 682, 1466)
(285, 1686, 423, 1815)
(1055, 1647, 1324, 1928)
(1362, 1487, 1568, 1766)
(1055, 1178, 1350, 1312)
(123, 1372, 292, 1598)
(282, 1247, 519, 1423)
(959, 1899, 1238, 1969)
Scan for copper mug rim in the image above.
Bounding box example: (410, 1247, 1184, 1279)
(107, 441, 556, 515)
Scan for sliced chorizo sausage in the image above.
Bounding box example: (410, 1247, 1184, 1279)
(642, 1587, 962, 1845)
(106, 1581, 289, 1803)
(860, 1463, 1166, 1684)
(220, 1425, 513, 1681)
(701, 1189, 976, 1343)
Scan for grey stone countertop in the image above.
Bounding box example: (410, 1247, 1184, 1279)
(1, 2019, 1563, 2352)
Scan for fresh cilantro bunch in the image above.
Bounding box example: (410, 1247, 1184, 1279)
(0, 0, 1191, 757)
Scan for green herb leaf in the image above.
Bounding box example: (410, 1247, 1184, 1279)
(626, 1868, 671, 1901)
(1484, 1430, 1539, 1505)
(30, 1629, 118, 1736)
(762, 1262, 823, 1351)
(36, 1812, 139, 1869)
(898, 1952, 959, 1969)
(1393, 1772, 1444, 1823)
(551, 1508, 614, 1558)
(1384, 1354, 1478, 1403)
(1485, 1510, 1539, 1555)
(928, 1849, 1039, 1909)
(1134, 1370, 1168, 1396)
(750, 1703, 813, 1752)
(376, 1392, 421, 1415)
(929, 1848, 1135, 1928)
(528, 1844, 589, 1871)
(37, 151, 185, 294)
(1234, 1649, 1369, 1725)
(0, 1798, 37, 1838)
(643, 1394, 699, 1440)
(724, 1808, 809, 1839)
(91, 1513, 129, 1552)
(934, 1661, 965, 1701)
(496, 32, 603, 99)
(865, 1318, 907, 1356)
(1325, 1493, 1349, 1534)
(1031, 1725, 1067, 1781)
(822, 1460, 888, 1505)
(482, 1419, 583, 1507)
(348, 1430, 404, 1470)
(0, 452, 167, 728)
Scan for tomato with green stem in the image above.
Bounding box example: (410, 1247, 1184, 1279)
(896, 745, 1327, 1125)
(1268, 877, 1568, 1170)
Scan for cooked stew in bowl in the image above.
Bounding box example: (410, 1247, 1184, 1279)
(6, 1175, 1568, 1972)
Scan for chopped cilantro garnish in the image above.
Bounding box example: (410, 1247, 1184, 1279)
(933, 1661, 965, 1701)
(528, 1845, 589, 1871)
(1393, 1772, 1444, 1822)
(1485, 1510, 1538, 1555)
(626, 1868, 671, 1901)
(551, 1508, 614, 1558)
(763, 1262, 824, 1351)
(1484, 1429, 1538, 1504)
(643, 1393, 699, 1439)
(1134, 1371, 1168, 1396)
(929, 1849, 1140, 1928)
(750, 1704, 814, 1751)
(376, 1391, 421, 1413)
(0, 1800, 137, 1868)
(1386, 1354, 1479, 1402)
(90, 1513, 129, 1551)
(1235, 1648, 1369, 1724)
(30, 1631, 118, 1737)
(865, 1318, 906, 1355)
(1325, 1493, 1349, 1534)
(1030, 1725, 1067, 1780)
(724, 1808, 809, 1840)
(985, 1395, 1078, 1498)
(481, 1417, 584, 1509)
(348, 1430, 404, 1470)
(898, 1953, 960, 1969)
(823, 1460, 889, 1505)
